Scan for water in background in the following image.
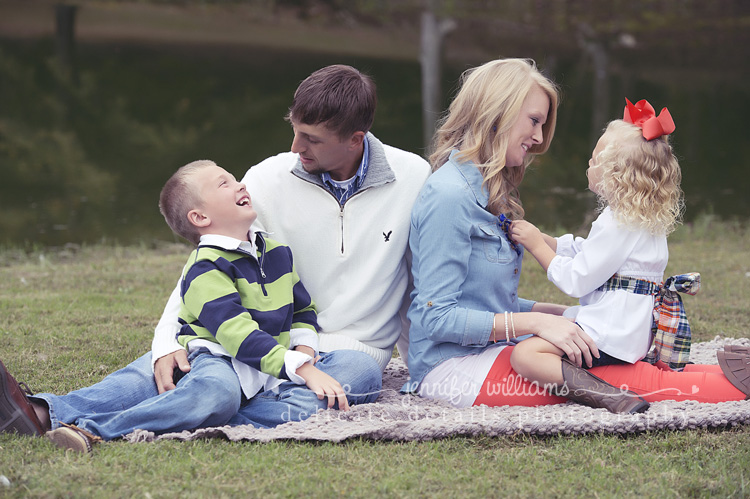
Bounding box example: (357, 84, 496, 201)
(1, 36, 747, 247)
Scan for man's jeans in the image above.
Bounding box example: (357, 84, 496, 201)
(229, 349, 382, 428)
(32, 348, 382, 438)
(32, 348, 240, 440)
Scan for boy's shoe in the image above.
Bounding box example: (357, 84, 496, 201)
(46, 423, 102, 454)
(0, 359, 46, 436)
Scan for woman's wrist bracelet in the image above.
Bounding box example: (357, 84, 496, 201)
(491, 314, 497, 343)
(510, 311, 517, 339)
(504, 311, 510, 342)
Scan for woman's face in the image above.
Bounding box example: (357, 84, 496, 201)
(504, 85, 550, 168)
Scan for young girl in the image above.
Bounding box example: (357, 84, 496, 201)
(509, 98, 692, 413)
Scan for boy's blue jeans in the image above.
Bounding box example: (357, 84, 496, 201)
(229, 349, 383, 428)
(32, 349, 382, 439)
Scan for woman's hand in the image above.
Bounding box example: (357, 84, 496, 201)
(512, 312, 599, 368)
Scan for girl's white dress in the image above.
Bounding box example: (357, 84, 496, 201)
(549, 207, 668, 363)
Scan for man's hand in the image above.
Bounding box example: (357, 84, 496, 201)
(296, 363, 350, 411)
(154, 350, 191, 394)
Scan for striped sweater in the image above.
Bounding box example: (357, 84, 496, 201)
(176, 233, 318, 381)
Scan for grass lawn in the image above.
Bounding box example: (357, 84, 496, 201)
(1, 215, 749, 497)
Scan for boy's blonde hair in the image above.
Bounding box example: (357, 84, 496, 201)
(159, 160, 216, 245)
(594, 120, 684, 235)
(429, 58, 559, 218)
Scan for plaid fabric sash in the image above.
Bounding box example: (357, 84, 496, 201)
(598, 272, 701, 370)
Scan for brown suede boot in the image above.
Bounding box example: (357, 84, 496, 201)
(717, 349, 750, 398)
(0, 359, 46, 436)
(723, 345, 750, 357)
(559, 358, 650, 414)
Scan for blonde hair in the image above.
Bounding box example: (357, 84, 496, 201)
(429, 58, 559, 218)
(594, 120, 684, 235)
(159, 160, 215, 245)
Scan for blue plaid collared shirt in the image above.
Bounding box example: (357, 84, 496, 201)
(320, 138, 370, 205)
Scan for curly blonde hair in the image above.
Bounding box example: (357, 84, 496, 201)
(594, 120, 684, 235)
(428, 58, 559, 218)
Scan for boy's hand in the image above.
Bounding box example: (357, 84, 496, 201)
(154, 349, 191, 393)
(294, 345, 317, 364)
(296, 363, 350, 411)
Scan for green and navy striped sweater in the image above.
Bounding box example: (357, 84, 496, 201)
(176, 233, 318, 381)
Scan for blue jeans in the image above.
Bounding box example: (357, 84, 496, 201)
(32, 348, 241, 440)
(228, 350, 382, 428)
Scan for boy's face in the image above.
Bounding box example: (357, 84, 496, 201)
(192, 163, 257, 240)
(289, 118, 364, 181)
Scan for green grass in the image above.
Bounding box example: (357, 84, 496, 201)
(1, 217, 749, 498)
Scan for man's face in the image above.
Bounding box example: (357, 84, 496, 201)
(289, 119, 362, 181)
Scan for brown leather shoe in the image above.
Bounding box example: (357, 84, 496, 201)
(717, 350, 750, 398)
(0, 359, 45, 436)
(559, 358, 650, 414)
(46, 423, 102, 454)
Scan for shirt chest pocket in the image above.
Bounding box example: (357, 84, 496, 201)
(475, 223, 515, 264)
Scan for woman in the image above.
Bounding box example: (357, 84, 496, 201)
(404, 58, 749, 412)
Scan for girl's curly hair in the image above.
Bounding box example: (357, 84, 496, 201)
(594, 120, 684, 235)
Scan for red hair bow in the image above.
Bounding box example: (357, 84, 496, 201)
(623, 98, 676, 140)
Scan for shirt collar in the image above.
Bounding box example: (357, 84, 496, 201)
(449, 149, 490, 208)
(320, 136, 370, 187)
(198, 226, 260, 257)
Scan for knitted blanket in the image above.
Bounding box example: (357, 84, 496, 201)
(126, 337, 750, 443)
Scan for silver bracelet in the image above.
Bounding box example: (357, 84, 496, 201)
(504, 311, 510, 342)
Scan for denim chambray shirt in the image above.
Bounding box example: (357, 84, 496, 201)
(403, 150, 535, 391)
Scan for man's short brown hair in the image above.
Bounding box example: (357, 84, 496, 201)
(286, 64, 377, 138)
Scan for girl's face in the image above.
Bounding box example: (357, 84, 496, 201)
(587, 135, 608, 194)
(504, 85, 550, 168)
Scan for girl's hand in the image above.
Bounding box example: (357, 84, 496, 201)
(510, 220, 545, 252)
(510, 220, 557, 271)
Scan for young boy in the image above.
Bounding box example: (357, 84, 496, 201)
(0, 160, 379, 453)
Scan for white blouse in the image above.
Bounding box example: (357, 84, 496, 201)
(548, 207, 668, 363)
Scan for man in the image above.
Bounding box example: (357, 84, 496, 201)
(153, 65, 431, 390)
(1, 65, 430, 447)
